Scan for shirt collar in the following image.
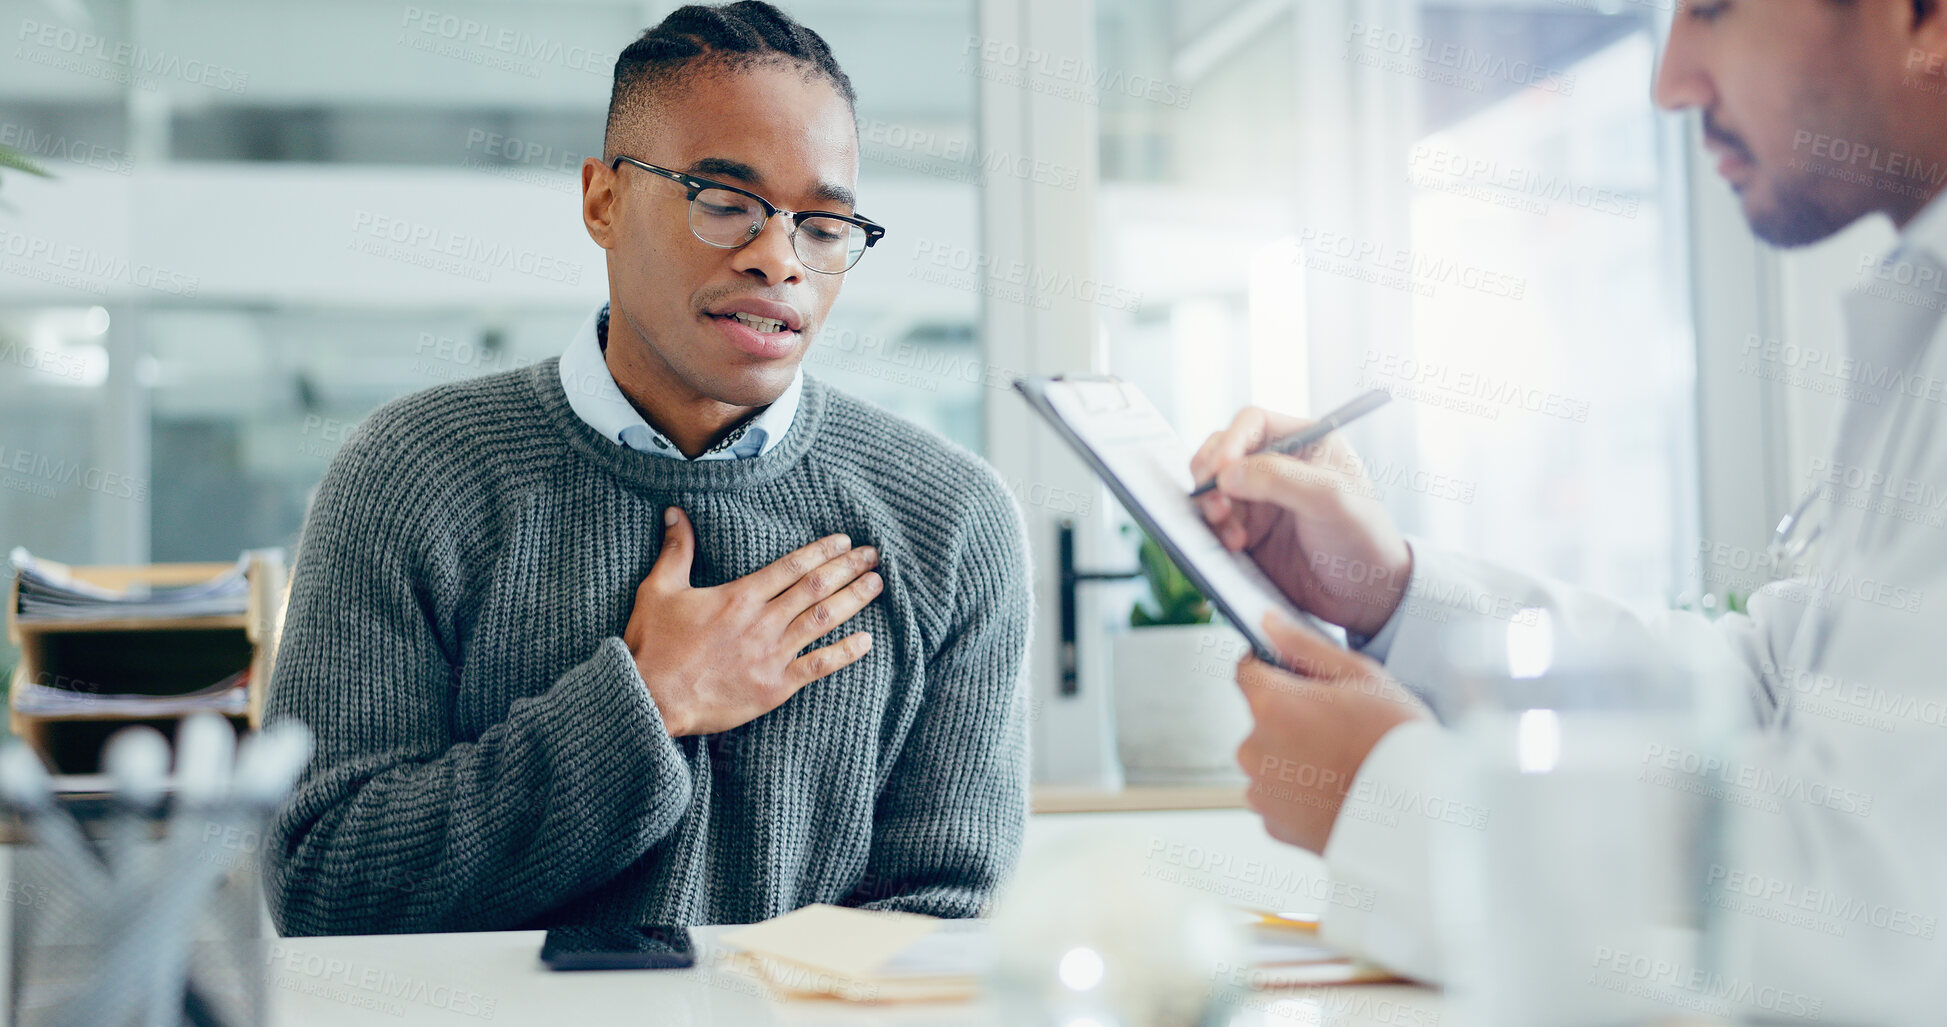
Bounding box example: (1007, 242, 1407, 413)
(558, 302, 801, 461)
(1900, 189, 1947, 266)
(1840, 193, 1947, 386)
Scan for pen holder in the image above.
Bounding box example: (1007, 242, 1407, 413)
(8, 799, 271, 1027)
(8, 802, 270, 1027)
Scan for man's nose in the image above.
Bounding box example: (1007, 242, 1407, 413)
(731, 214, 806, 284)
(1652, 18, 1711, 113)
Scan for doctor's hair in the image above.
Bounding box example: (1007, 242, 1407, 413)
(604, 1, 857, 157)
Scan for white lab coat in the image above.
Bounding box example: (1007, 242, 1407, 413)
(1319, 200, 1947, 1022)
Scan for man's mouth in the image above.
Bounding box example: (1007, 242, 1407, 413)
(1699, 114, 1758, 190)
(700, 296, 807, 360)
(704, 297, 805, 332)
(727, 312, 788, 334)
(1703, 113, 1756, 164)
(706, 302, 804, 360)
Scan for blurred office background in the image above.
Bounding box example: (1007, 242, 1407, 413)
(0, 0, 1887, 782)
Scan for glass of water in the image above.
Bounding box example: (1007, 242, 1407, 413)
(1429, 610, 1742, 1027)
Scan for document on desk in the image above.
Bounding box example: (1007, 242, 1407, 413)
(719, 904, 985, 1003)
(1015, 376, 1346, 662)
(719, 904, 1398, 1005)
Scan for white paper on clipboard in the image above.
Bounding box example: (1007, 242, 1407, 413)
(1016, 376, 1347, 662)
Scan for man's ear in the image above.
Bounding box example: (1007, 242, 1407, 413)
(582, 157, 619, 251)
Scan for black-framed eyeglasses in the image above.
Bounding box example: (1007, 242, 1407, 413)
(609, 155, 886, 275)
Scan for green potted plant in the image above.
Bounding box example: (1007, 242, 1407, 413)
(0, 143, 52, 195)
(1111, 531, 1250, 785)
(1129, 534, 1213, 628)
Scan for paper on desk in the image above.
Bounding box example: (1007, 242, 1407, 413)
(719, 904, 982, 1004)
(721, 904, 941, 979)
(874, 918, 993, 978)
(720, 904, 1401, 1005)
(1240, 917, 1406, 988)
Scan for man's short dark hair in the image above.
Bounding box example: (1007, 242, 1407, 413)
(604, 1, 857, 157)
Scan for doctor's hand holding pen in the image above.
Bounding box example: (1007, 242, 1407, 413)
(1190, 404, 1413, 639)
(1190, 404, 1429, 854)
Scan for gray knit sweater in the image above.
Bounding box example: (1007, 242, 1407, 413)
(262, 360, 1034, 936)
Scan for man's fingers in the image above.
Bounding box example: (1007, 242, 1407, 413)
(785, 631, 874, 691)
(1217, 451, 1360, 518)
(1256, 610, 1425, 714)
(1205, 408, 1273, 475)
(1188, 416, 1249, 484)
(1196, 492, 1247, 551)
(772, 545, 880, 623)
(644, 507, 697, 592)
(747, 532, 856, 598)
(1261, 610, 1373, 680)
(1194, 489, 1234, 530)
(783, 567, 883, 650)
(1233, 612, 1373, 712)
(1191, 407, 1314, 484)
(1235, 655, 1301, 708)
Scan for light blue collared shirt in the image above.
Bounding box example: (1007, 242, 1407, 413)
(558, 303, 802, 460)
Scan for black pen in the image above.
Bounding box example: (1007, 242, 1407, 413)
(1189, 389, 1392, 498)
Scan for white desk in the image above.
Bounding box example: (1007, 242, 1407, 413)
(265, 811, 1444, 1025)
(2, 808, 1445, 1024)
(267, 926, 1444, 1026)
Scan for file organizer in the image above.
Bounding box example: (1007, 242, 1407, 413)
(5, 552, 287, 773)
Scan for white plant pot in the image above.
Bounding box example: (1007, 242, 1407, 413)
(1110, 623, 1253, 785)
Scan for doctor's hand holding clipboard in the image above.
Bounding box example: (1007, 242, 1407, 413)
(1013, 375, 1429, 852)
(1187, 402, 1432, 855)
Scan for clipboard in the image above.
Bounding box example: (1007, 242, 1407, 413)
(1015, 375, 1346, 664)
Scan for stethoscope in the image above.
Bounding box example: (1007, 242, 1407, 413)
(1768, 486, 1827, 568)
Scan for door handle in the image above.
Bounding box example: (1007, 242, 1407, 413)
(1057, 519, 1142, 697)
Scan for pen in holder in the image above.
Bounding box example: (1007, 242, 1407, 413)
(3, 714, 312, 1027)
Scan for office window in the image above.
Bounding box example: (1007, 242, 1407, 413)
(0, 0, 985, 568)
(1094, 0, 1699, 608)
(0, 0, 1703, 748)
(0, 308, 122, 561)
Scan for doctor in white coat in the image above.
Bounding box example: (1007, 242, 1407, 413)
(1193, 1, 1947, 1019)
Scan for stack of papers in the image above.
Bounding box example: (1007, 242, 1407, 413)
(10, 548, 251, 621)
(10, 670, 250, 717)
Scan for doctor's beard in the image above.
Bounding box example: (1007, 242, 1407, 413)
(1711, 112, 1873, 249)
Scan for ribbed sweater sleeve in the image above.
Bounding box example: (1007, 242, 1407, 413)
(262, 412, 695, 937)
(844, 469, 1033, 918)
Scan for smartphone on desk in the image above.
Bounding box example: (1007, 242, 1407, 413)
(540, 925, 696, 971)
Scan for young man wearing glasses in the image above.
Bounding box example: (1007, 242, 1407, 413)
(264, 1, 1033, 936)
